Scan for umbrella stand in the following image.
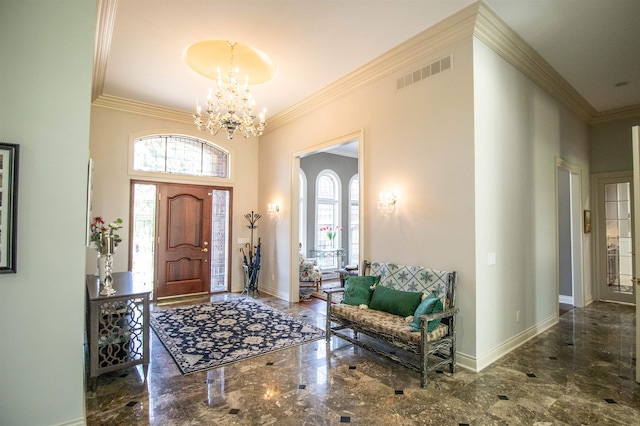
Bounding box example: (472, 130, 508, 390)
(241, 211, 262, 295)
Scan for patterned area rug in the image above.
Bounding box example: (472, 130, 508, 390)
(150, 297, 325, 374)
(311, 280, 343, 303)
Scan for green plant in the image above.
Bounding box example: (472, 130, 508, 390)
(90, 216, 123, 250)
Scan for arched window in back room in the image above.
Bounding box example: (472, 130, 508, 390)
(299, 169, 308, 252)
(133, 134, 229, 178)
(316, 170, 341, 269)
(349, 174, 359, 266)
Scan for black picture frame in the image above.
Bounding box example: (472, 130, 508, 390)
(0, 142, 19, 273)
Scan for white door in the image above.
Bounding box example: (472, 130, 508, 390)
(630, 125, 640, 383)
(596, 175, 635, 304)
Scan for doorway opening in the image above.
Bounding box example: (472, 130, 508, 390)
(130, 181, 232, 300)
(556, 160, 584, 311)
(291, 130, 364, 302)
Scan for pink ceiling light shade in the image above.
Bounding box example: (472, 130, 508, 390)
(187, 40, 277, 140)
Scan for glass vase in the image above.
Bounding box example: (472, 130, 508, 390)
(99, 235, 116, 296)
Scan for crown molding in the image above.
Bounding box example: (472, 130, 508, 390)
(474, 2, 596, 123)
(93, 94, 193, 123)
(590, 104, 640, 125)
(265, 3, 480, 132)
(92, 0, 118, 102)
(92, 0, 620, 131)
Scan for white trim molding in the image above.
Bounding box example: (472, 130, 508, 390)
(559, 295, 574, 305)
(474, 2, 595, 123)
(93, 94, 193, 124)
(590, 104, 640, 125)
(472, 313, 558, 372)
(92, 0, 118, 102)
(91, 1, 634, 131)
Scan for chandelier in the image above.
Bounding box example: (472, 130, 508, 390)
(192, 41, 267, 140)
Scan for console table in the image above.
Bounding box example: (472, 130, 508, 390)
(86, 272, 151, 390)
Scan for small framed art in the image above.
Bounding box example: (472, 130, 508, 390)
(584, 209, 591, 234)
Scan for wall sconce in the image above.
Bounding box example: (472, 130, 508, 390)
(267, 203, 280, 218)
(377, 192, 397, 215)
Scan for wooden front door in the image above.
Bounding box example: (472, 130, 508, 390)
(156, 183, 212, 298)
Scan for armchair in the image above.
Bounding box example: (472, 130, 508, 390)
(299, 252, 322, 291)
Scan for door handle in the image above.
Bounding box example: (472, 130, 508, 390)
(201, 248, 208, 252)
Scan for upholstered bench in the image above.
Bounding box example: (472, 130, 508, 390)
(325, 260, 458, 387)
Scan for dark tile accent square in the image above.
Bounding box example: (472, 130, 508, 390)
(229, 408, 240, 414)
(549, 356, 557, 360)
(348, 365, 356, 370)
(498, 395, 509, 400)
(340, 416, 351, 423)
(604, 398, 617, 404)
(298, 384, 306, 389)
(527, 373, 537, 378)
(266, 362, 274, 366)
(394, 389, 404, 395)
(126, 401, 138, 407)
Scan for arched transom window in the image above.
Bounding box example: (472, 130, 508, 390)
(133, 135, 229, 178)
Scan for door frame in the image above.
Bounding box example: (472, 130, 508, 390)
(290, 130, 365, 302)
(555, 158, 585, 308)
(631, 124, 639, 383)
(129, 179, 233, 300)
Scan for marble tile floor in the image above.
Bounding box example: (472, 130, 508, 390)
(85, 294, 640, 425)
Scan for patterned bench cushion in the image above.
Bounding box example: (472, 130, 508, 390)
(369, 262, 451, 308)
(332, 304, 448, 344)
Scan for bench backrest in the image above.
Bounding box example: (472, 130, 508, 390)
(363, 260, 457, 309)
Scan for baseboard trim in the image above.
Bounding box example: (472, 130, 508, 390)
(53, 418, 85, 426)
(456, 351, 478, 372)
(252, 284, 290, 302)
(462, 313, 558, 372)
(559, 295, 574, 305)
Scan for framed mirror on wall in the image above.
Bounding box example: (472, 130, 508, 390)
(0, 142, 19, 273)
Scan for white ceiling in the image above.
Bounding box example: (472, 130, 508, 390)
(101, 0, 640, 122)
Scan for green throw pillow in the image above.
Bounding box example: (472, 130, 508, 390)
(369, 285, 423, 317)
(342, 275, 381, 306)
(408, 292, 444, 332)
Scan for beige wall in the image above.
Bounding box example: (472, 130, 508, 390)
(88, 107, 259, 292)
(258, 37, 478, 356)
(473, 38, 591, 369)
(0, 1, 95, 424)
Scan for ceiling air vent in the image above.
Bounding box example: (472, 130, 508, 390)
(396, 54, 453, 90)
